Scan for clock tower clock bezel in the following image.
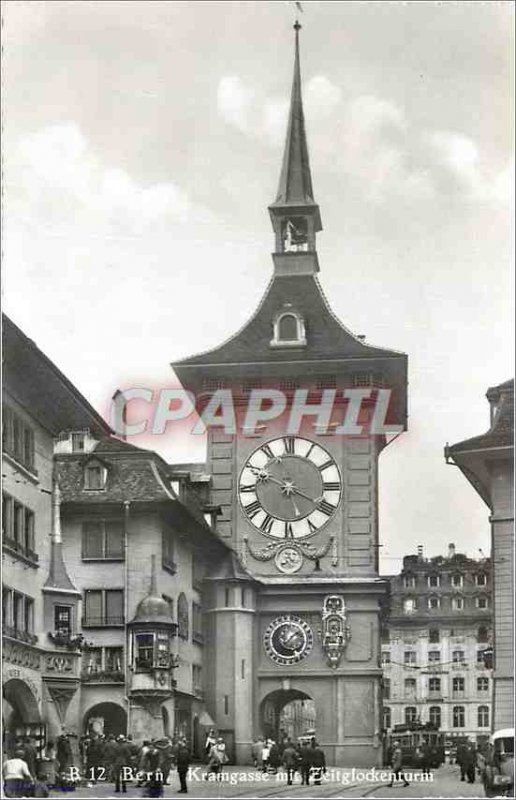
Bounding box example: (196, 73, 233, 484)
(238, 435, 342, 540)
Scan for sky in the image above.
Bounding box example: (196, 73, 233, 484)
(2, 0, 514, 573)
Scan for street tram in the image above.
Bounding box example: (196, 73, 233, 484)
(386, 723, 446, 768)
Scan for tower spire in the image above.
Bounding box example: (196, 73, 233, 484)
(269, 21, 322, 275)
(275, 20, 316, 207)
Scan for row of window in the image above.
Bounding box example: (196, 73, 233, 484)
(2, 406, 36, 472)
(383, 706, 490, 730)
(402, 595, 489, 613)
(2, 587, 35, 642)
(383, 676, 490, 700)
(53, 591, 198, 641)
(2, 493, 37, 563)
(382, 626, 490, 644)
(382, 648, 490, 666)
(403, 573, 487, 589)
(201, 373, 385, 392)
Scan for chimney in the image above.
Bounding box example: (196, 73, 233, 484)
(417, 545, 423, 560)
(448, 543, 456, 559)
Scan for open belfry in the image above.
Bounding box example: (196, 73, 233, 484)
(173, 22, 408, 766)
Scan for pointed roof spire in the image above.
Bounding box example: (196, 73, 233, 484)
(274, 20, 317, 210)
(43, 475, 80, 595)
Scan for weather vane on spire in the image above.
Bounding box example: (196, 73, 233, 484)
(286, 1, 303, 28)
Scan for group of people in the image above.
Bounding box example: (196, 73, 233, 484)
(2, 731, 193, 798)
(251, 736, 326, 786)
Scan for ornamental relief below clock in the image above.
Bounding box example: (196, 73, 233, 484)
(238, 436, 342, 540)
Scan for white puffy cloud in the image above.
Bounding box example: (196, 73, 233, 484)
(12, 122, 195, 226)
(304, 75, 342, 119)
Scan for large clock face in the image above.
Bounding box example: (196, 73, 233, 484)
(264, 614, 313, 665)
(239, 436, 341, 539)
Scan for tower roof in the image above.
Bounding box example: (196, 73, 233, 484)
(131, 555, 176, 626)
(269, 21, 321, 228)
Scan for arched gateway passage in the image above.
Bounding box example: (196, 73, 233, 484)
(260, 689, 316, 743)
(3, 679, 42, 755)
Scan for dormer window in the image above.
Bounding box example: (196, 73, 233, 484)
(271, 307, 306, 348)
(84, 460, 107, 491)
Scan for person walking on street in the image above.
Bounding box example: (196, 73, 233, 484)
(175, 738, 191, 794)
(268, 740, 280, 774)
(420, 741, 432, 778)
(113, 735, 131, 793)
(3, 748, 35, 798)
(310, 741, 326, 785)
(298, 741, 312, 786)
(251, 737, 263, 770)
(204, 729, 217, 760)
(457, 738, 476, 783)
(281, 739, 299, 786)
(261, 740, 270, 773)
(207, 737, 228, 781)
(387, 740, 409, 787)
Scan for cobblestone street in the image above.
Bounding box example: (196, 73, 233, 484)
(44, 764, 486, 799)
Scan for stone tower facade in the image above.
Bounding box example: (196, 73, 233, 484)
(173, 23, 408, 766)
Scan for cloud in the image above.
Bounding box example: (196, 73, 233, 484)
(304, 76, 342, 119)
(338, 94, 509, 206)
(217, 77, 255, 135)
(216, 72, 510, 207)
(11, 122, 198, 229)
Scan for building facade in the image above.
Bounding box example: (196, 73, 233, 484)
(2, 315, 230, 759)
(2, 315, 111, 756)
(445, 379, 514, 732)
(382, 546, 493, 744)
(172, 24, 408, 767)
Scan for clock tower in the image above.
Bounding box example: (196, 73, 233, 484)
(173, 22, 407, 767)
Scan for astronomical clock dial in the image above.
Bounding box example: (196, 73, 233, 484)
(239, 436, 341, 539)
(264, 614, 313, 665)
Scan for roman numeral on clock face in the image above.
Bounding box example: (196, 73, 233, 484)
(283, 436, 295, 454)
(240, 484, 256, 493)
(244, 500, 262, 519)
(317, 499, 337, 516)
(323, 482, 340, 491)
(260, 444, 274, 460)
(260, 515, 274, 534)
(318, 459, 335, 472)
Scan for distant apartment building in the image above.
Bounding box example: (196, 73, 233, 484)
(382, 545, 493, 744)
(445, 379, 514, 731)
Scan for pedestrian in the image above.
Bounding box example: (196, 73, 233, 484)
(154, 738, 174, 785)
(387, 740, 409, 787)
(22, 737, 38, 779)
(261, 739, 270, 773)
(3, 747, 34, 798)
(269, 740, 280, 774)
(281, 739, 299, 785)
(56, 732, 72, 776)
(463, 740, 477, 784)
(251, 737, 263, 769)
(420, 741, 432, 777)
(310, 740, 326, 785)
(103, 734, 117, 781)
(298, 740, 312, 786)
(175, 738, 191, 794)
(142, 742, 163, 798)
(204, 729, 217, 760)
(207, 737, 228, 781)
(113, 734, 131, 793)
